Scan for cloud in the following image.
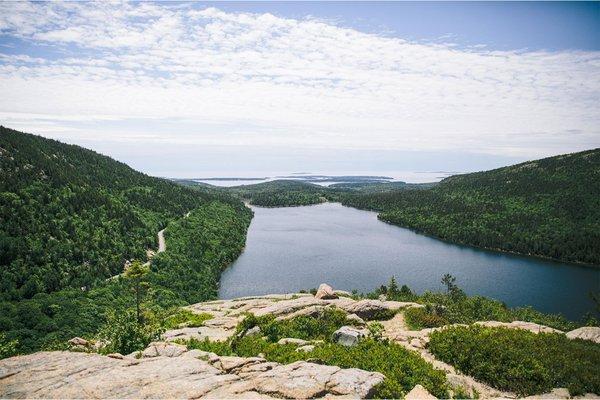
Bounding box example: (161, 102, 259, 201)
(0, 1, 598, 159)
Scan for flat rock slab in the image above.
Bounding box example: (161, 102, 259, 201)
(566, 327, 600, 344)
(0, 348, 384, 399)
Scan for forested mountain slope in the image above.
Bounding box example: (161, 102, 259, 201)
(0, 127, 252, 353)
(341, 149, 600, 265)
(0, 126, 231, 299)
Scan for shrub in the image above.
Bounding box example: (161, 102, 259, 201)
(307, 340, 447, 399)
(185, 308, 449, 400)
(97, 308, 163, 355)
(162, 309, 212, 330)
(428, 325, 600, 396)
(364, 308, 397, 321)
(238, 309, 349, 342)
(367, 276, 587, 332)
(185, 335, 447, 398)
(405, 306, 449, 329)
(185, 337, 235, 356)
(0, 332, 18, 359)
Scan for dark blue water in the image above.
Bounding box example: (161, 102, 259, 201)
(219, 203, 599, 320)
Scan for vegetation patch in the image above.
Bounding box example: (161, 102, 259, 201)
(187, 316, 448, 399)
(162, 309, 212, 330)
(227, 180, 327, 207)
(237, 308, 349, 342)
(428, 325, 600, 396)
(372, 276, 587, 331)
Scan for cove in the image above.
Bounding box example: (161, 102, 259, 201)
(218, 202, 599, 320)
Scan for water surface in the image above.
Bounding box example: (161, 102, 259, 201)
(219, 203, 599, 320)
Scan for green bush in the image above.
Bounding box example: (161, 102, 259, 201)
(428, 325, 600, 396)
(238, 308, 349, 342)
(162, 309, 212, 330)
(97, 308, 163, 355)
(405, 306, 449, 329)
(185, 337, 235, 356)
(0, 332, 18, 359)
(186, 335, 447, 398)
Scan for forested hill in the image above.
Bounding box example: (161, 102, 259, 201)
(228, 179, 328, 207)
(341, 149, 600, 265)
(0, 126, 241, 300)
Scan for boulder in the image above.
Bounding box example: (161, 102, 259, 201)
(315, 283, 338, 300)
(405, 384, 437, 400)
(566, 327, 600, 344)
(68, 337, 88, 346)
(107, 353, 124, 359)
(332, 326, 368, 347)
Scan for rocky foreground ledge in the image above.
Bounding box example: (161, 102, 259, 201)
(1, 287, 599, 399)
(0, 346, 384, 399)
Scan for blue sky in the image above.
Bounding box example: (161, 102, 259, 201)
(0, 2, 598, 179)
(204, 2, 600, 51)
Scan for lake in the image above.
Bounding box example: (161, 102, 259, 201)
(218, 203, 599, 320)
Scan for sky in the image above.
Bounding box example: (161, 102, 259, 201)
(0, 1, 599, 179)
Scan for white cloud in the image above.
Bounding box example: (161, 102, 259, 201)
(0, 2, 598, 160)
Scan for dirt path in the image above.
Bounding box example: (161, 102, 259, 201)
(156, 211, 189, 254)
(157, 229, 166, 253)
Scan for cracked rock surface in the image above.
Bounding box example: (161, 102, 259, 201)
(0, 345, 384, 399)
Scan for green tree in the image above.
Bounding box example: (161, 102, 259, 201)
(124, 260, 150, 324)
(387, 276, 399, 298)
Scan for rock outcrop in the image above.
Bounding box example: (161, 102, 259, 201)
(565, 327, 600, 344)
(161, 289, 421, 343)
(315, 283, 338, 300)
(4, 286, 597, 400)
(0, 345, 385, 399)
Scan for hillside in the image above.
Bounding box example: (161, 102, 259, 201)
(0, 127, 252, 353)
(0, 126, 244, 298)
(340, 149, 600, 265)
